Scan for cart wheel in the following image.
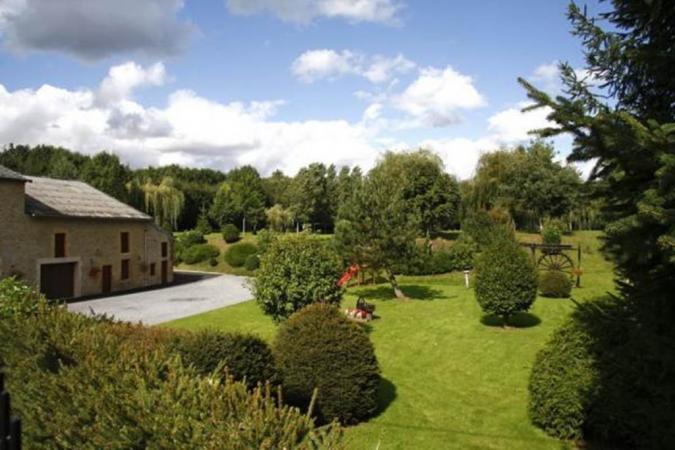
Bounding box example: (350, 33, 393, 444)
(537, 252, 574, 277)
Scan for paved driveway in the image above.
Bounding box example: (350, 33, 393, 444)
(68, 272, 251, 325)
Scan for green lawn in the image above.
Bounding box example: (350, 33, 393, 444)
(165, 231, 615, 449)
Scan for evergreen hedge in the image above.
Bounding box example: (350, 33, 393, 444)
(474, 237, 537, 325)
(171, 329, 277, 388)
(274, 303, 380, 425)
(0, 297, 343, 449)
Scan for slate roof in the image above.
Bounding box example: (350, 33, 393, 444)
(0, 164, 27, 182)
(24, 176, 151, 221)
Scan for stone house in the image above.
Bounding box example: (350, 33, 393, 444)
(0, 165, 173, 299)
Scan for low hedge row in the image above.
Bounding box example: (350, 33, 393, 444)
(225, 242, 258, 267)
(0, 285, 343, 449)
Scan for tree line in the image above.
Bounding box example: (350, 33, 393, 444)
(0, 140, 597, 235)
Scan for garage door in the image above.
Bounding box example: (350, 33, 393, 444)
(40, 262, 76, 300)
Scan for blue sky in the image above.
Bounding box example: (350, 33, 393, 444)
(0, 0, 603, 177)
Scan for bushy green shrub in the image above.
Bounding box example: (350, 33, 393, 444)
(256, 229, 278, 254)
(0, 299, 343, 449)
(225, 242, 258, 267)
(474, 237, 537, 325)
(253, 235, 344, 321)
(222, 223, 241, 243)
(244, 254, 260, 271)
(541, 221, 563, 245)
(208, 257, 218, 267)
(181, 243, 220, 264)
(0, 276, 45, 319)
(181, 230, 206, 247)
(171, 330, 277, 388)
(530, 297, 675, 448)
(529, 310, 597, 440)
(274, 303, 380, 425)
(462, 209, 514, 248)
(447, 234, 479, 270)
(539, 270, 572, 298)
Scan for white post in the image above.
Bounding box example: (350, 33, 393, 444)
(464, 270, 470, 288)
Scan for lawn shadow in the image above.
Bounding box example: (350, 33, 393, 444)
(351, 284, 448, 301)
(480, 312, 542, 328)
(373, 377, 397, 417)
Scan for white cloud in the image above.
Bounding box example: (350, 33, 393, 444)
(0, 0, 193, 60)
(0, 61, 571, 181)
(393, 66, 485, 127)
(226, 0, 403, 25)
(98, 62, 168, 105)
(531, 61, 604, 93)
(487, 101, 553, 142)
(292, 49, 414, 83)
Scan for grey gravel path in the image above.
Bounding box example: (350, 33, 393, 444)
(68, 272, 252, 325)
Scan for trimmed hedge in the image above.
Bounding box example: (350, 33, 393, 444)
(222, 224, 241, 243)
(253, 235, 343, 321)
(539, 270, 572, 298)
(182, 243, 220, 264)
(529, 296, 675, 448)
(274, 303, 380, 425)
(225, 243, 258, 267)
(474, 236, 537, 324)
(181, 230, 206, 247)
(401, 235, 478, 276)
(171, 330, 277, 388)
(0, 297, 343, 449)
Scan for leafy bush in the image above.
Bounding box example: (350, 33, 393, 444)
(530, 297, 675, 448)
(274, 303, 380, 425)
(529, 307, 597, 440)
(447, 234, 479, 270)
(181, 243, 220, 264)
(474, 236, 537, 325)
(541, 220, 564, 245)
(539, 270, 572, 298)
(253, 235, 344, 321)
(171, 330, 277, 388)
(244, 254, 260, 271)
(222, 223, 241, 243)
(208, 257, 218, 267)
(0, 276, 45, 319)
(0, 300, 343, 449)
(225, 242, 258, 267)
(180, 230, 206, 247)
(462, 209, 514, 248)
(256, 229, 278, 254)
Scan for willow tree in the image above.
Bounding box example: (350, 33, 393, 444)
(140, 177, 185, 230)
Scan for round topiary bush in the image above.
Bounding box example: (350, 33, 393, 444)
(474, 237, 538, 325)
(447, 234, 479, 271)
(529, 313, 596, 441)
(274, 303, 380, 425)
(224, 242, 258, 267)
(539, 270, 572, 298)
(222, 224, 241, 243)
(172, 330, 277, 388)
(208, 257, 218, 267)
(244, 254, 260, 271)
(253, 235, 344, 321)
(182, 244, 220, 265)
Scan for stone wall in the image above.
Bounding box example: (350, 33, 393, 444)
(0, 180, 173, 297)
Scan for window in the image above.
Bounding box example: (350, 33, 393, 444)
(121, 232, 130, 253)
(54, 233, 66, 258)
(121, 259, 130, 280)
(150, 263, 156, 276)
(161, 242, 168, 258)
